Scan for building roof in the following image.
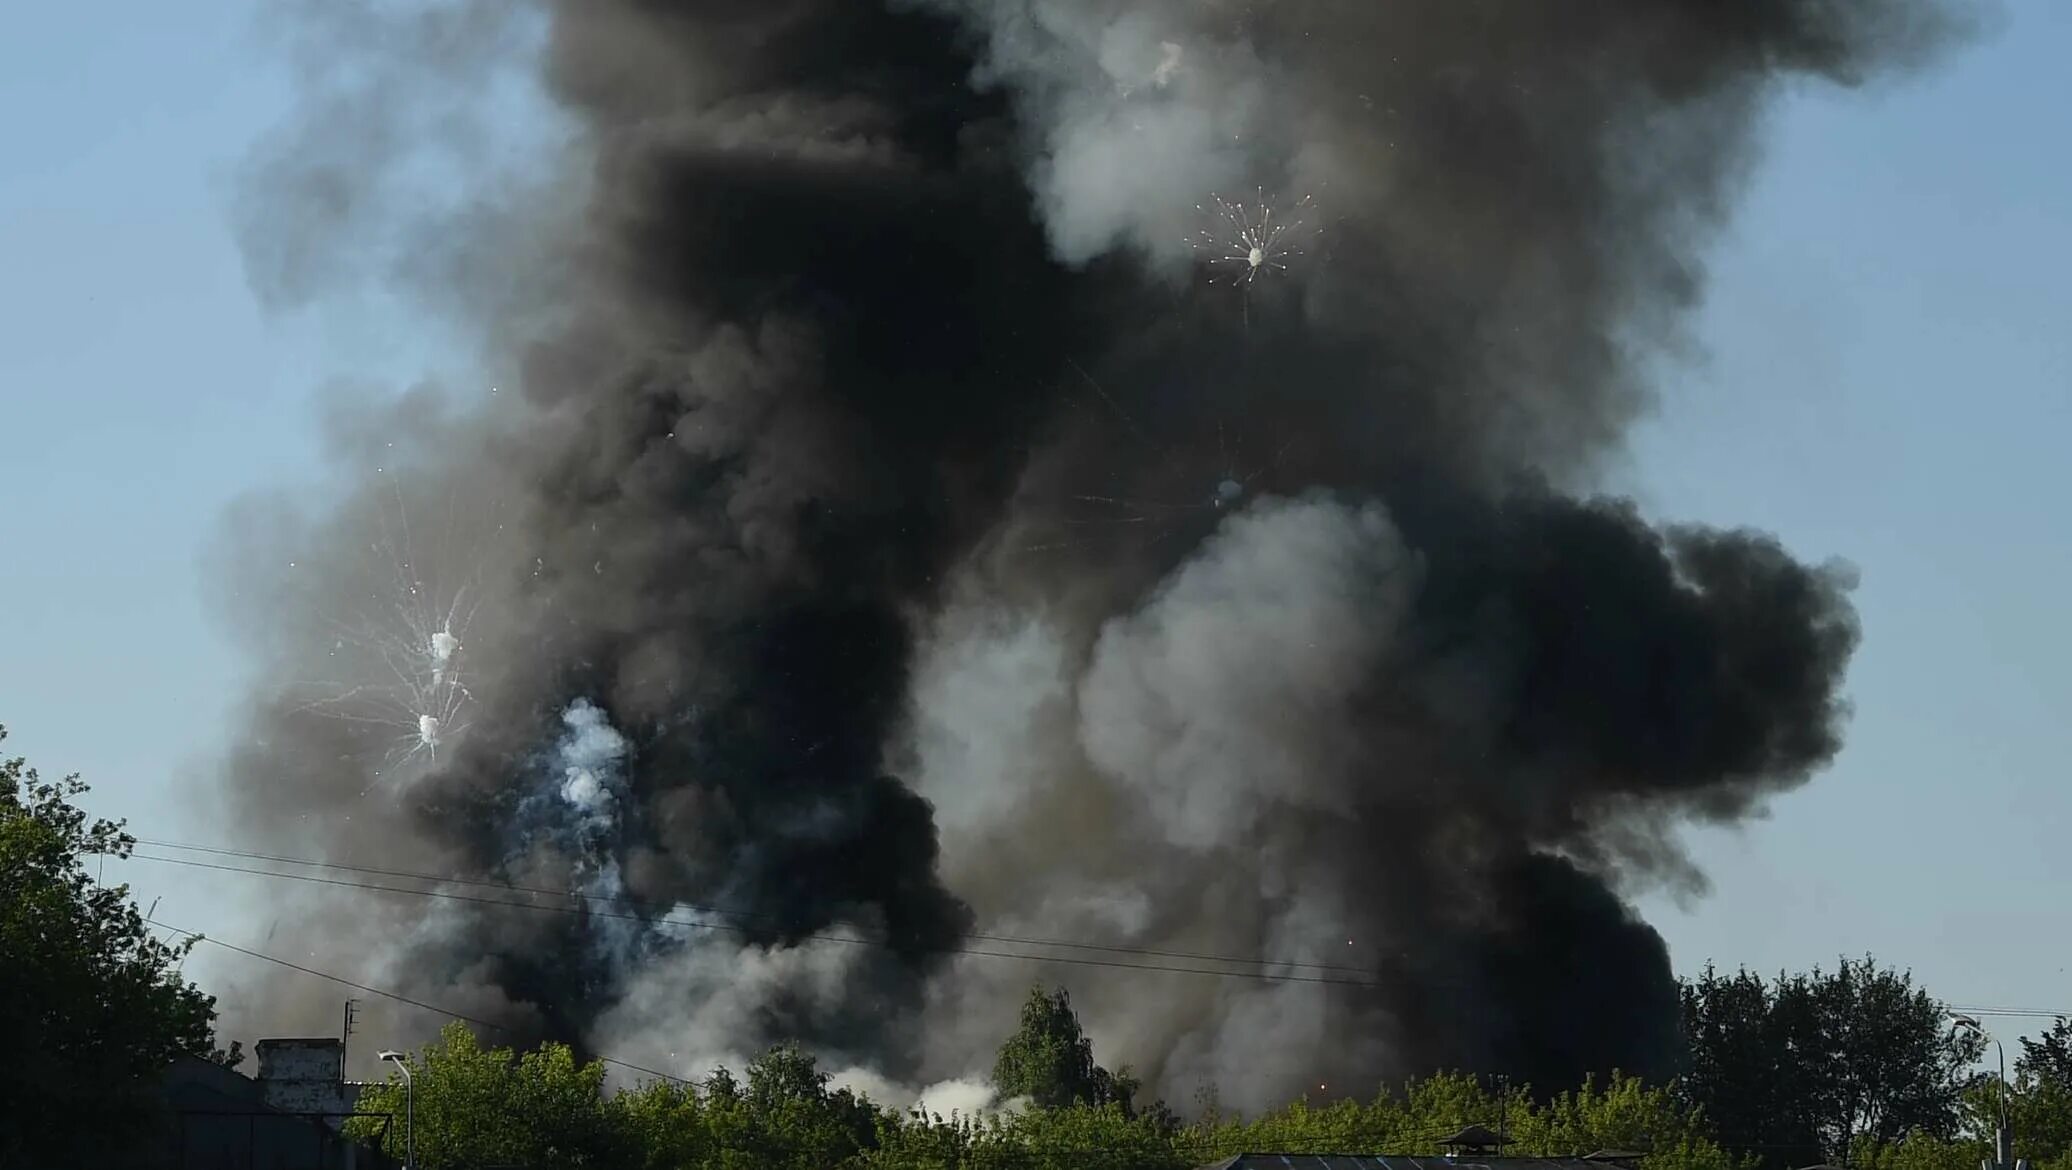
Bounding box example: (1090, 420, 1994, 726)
(158, 1053, 398, 1169)
(163, 1053, 268, 1109)
(1439, 1126, 1509, 1148)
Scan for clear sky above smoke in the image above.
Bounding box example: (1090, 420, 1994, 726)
(1, 0, 2069, 1075)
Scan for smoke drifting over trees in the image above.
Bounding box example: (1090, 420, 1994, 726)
(209, 0, 1955, 1111)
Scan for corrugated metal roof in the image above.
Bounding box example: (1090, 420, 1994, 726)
(1198, 1157, 1614, 1170)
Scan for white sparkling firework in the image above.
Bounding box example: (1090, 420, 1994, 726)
(1190, 187, 1316, 286)
(287, 476, 486, 779)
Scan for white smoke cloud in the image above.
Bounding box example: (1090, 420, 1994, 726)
(1079, 494, 1418, 846)
(898, 494, 1422, 1107)
(829, 1069, 1013, 1119)
(498, 698, 644, 968)
(589, 929, 871, 1079)
(905, 606, 1077, 843)
(557, 702, 625, 842)
(901, 0, 1292, 267)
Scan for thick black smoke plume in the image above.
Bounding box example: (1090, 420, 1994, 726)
(207, 0, 1950, 1106)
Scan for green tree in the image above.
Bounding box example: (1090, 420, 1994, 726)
(1170, 1070, 1740, 1170)
(992, 985, 1140, 1115)
(612, 1077, 722, 1170)
(1803, 957, 1981, 1152)
(0, 726, 232, 1165)
(601, 1042, 895, 1170)
(1801, 1071, 2072, 1170)
(2014, 1078, 2072, 1166)
(992, 1100, 1182, 1169)
(1679, 964, 1824, 1169)
(1681, 958, 1980, 1167)
(347, 1022, 627, 1169)
(1524, 1072, 1746, 1170)
(724, 1044, 887, 1169)
(874, 1099, 1183, 1170)
(1972, 1035, 2072, 1168)
(2022, 1019, 2072, 1091)
(1849, 1129, 1984, 1170)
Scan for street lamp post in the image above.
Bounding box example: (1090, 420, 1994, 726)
(378, 1050, 414, 1170)
(1951, 1013, 2010, 1170)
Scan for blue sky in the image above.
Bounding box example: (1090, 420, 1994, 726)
(2, 4, 2068, 1037)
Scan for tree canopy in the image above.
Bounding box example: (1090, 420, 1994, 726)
(1679, 957, 1984, 1169)
(347, 1022, 625, 1169)
(351, 1029, 1765, 1170)
(0, 726, 234, 1165)
(2022, 1019, 2072, 1091)
(991, 984, 1142, 1115)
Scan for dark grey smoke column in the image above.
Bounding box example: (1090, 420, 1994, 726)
(218, 0, 1955, 1102)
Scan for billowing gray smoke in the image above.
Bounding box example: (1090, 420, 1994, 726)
(205, 0, 1951, 1108)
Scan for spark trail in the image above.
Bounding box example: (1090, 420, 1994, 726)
(286, 475, 482, 780)
(1023, 361, 1299, 555)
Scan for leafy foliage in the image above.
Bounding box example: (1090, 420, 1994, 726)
(1170, 1069, 1742, 1170)
(2021, 1019, 2072, 1092)
(346, 1022, 626, 1169)
(0, 726, 231, 1165)
(1958, 1064, 2072, 1169)
(1679, 957, 1982, 1167)
(325, 1005, 2072, 1170)
(992, 984, 1142, 1115)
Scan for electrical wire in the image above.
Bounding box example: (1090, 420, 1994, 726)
(1947, 1006, 2072, 1021)
(127, 836, 1382, 976)
(122, 848, 1393, 989)
(130, 917, 2072, 1156)
(118, 841, 2072, 1022)
(144, 916, 691, 1085)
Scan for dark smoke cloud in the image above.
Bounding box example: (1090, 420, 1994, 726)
(208, 0, 1949, 1106)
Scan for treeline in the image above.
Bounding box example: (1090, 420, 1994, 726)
(8, 735, 2072, 1170)
(347, 1016, 1737, 1170)
(344, 976, 2072, 1170)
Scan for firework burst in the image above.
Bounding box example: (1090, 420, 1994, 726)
(285, 474, 487, 780)
(1191, 187, 1316, 285)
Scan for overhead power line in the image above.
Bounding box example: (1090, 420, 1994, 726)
(123, 846, 1392, 989)
(128, 836, 1381, 976)
(145, 917, 690, 1085)
(1946, 1006, 2072, 1021)
(121, 839, 2072, 1023)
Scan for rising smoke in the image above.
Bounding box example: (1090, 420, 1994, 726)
(205, 0, 1954, 1110)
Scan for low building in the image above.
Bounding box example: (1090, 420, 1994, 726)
(145, 1048, 396, 1170)
(255, 1038, 367, 1131)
